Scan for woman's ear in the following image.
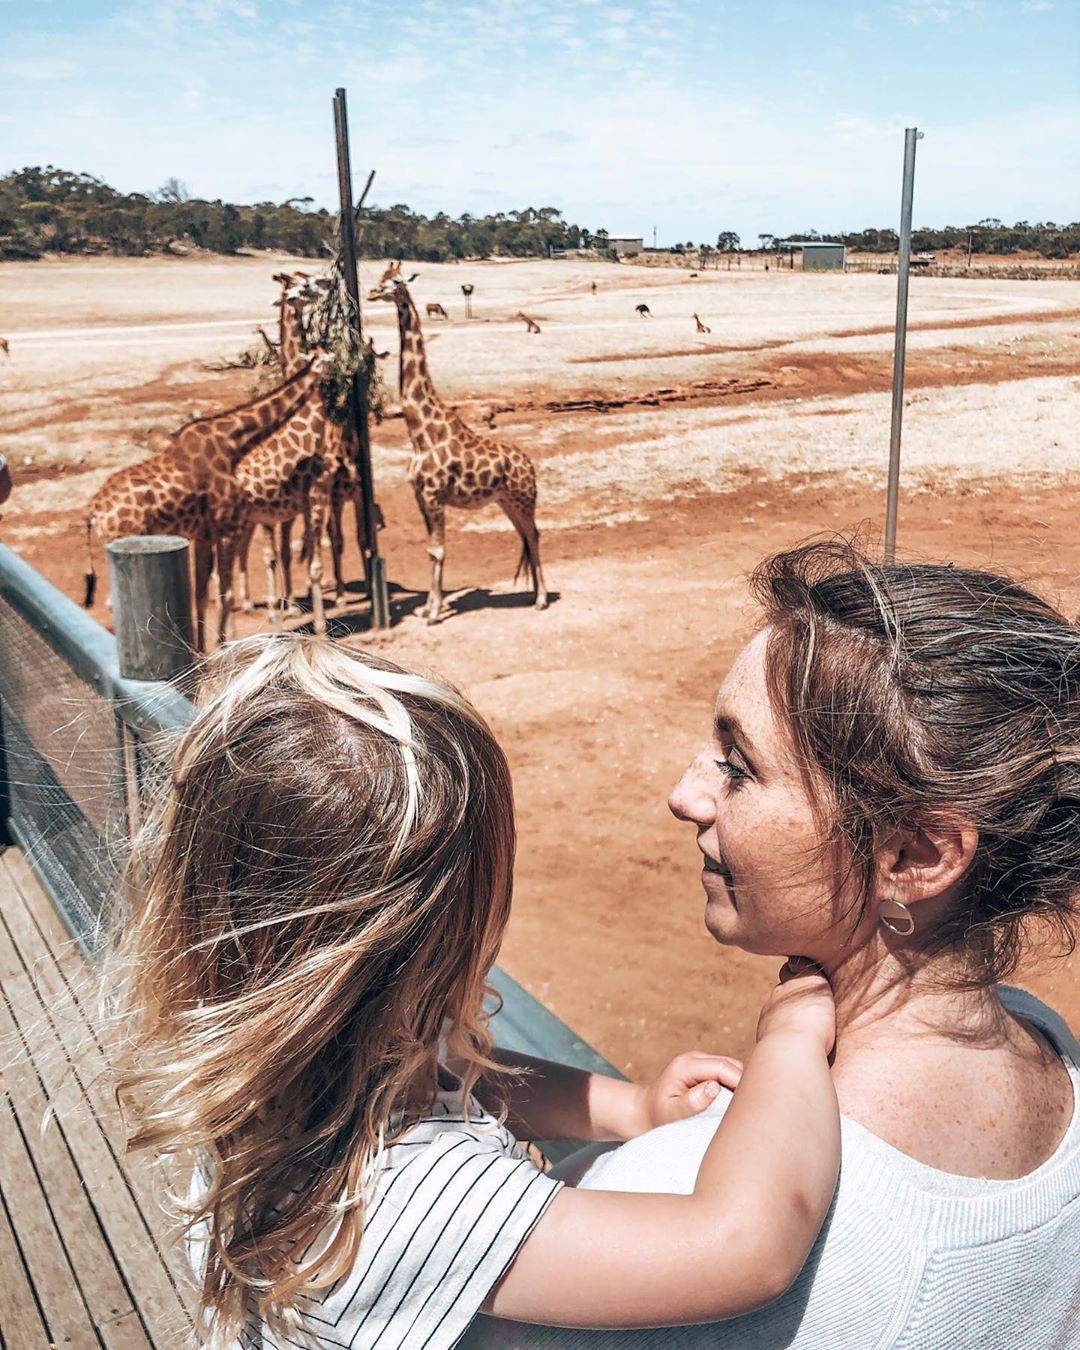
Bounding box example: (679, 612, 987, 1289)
(875, 820, 979, 909)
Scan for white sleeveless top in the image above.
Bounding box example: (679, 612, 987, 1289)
(464, 987, 1080, 1349)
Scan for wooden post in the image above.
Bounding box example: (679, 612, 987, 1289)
(333, 87, 391, 630)
(106, 536, 194, 682)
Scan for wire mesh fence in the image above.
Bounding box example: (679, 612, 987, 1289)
(0, 542, 192, 954)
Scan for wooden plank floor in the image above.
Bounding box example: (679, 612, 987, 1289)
(0, 846, 195, 1349)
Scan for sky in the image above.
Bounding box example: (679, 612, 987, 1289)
(2, 0, 1078, 247)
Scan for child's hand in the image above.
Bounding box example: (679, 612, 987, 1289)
(628, 1051, 743, 1136)
(756, 958, 836, 1056)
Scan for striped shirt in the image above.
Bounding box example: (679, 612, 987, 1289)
(191, 1071, 562, 1350)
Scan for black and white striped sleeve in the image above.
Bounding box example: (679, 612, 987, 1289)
(292, 1114, 563, 1350)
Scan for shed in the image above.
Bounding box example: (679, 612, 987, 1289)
(604, 234, 644, 257)
(781, 240, 847, 271)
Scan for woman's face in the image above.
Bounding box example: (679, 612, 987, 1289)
(669, 629, 860, 962)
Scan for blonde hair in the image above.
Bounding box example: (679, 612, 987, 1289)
(107, 634, 516, 1345)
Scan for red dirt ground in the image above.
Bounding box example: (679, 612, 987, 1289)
(10, 454, 1080, 1076)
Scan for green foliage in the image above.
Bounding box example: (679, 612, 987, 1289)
(0, 167, 602, 263)
(355, 203, 586, 261)
(798, 222, 1080, 257)
(303, 261, 389, 427)
(7, 164, 1074, 264)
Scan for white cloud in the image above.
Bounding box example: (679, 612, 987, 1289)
(900, 0, 980, 21)
(0, 57, 79, 80)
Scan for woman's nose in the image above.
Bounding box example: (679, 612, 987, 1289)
(668, 754, 714, 825)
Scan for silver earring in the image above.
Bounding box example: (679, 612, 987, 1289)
(878, 898, 916, 937)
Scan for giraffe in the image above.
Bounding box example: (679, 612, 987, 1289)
(233, 388, 355, 634)
(694, 313, 711, 334)
(514, 312, 542, 334)
(366, 266, 548, 623)
(236, 271, 324, 615)
(271, 271, 313, 373)
(86, 353, 332, 649)
(235, 272, 378, 621)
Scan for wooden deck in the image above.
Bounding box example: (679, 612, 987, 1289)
(0, 846, 195, 1349)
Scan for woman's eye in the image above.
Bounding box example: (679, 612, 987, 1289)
(715, 756, 749, 785)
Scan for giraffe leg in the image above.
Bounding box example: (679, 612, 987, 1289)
(237, 521, 256, 613)
(193, 538, 212, 654)
(414, 491, 446, 624)
(280, 519, 301, 616)
(501, 498, 549, 610)
(304, 489, 330, 637)
(261, 524, 283, 630)
(216, 535, 237, 645)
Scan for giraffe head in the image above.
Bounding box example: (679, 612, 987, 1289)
(366, 260, 408, 304)
(275, 273, 332, 353)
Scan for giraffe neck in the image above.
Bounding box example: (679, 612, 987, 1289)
(394, 289, 443, 413)
(279, 294, 307, 376)
(181, 361, 323, 466)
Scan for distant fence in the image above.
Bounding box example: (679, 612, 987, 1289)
(625, 252, 1080, 280)
(0, 542, 619, 1153)
(844, 259, 1080, 280)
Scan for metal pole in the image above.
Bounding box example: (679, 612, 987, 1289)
(333, 87, 391, 629)
(884, 126, 923, 564)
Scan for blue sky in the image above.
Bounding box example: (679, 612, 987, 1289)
(2, 0, 1077, 245)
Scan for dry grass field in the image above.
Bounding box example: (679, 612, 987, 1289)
(1, 252, 1079, 1073)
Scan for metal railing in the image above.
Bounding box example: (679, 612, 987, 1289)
(0, 543, 619, 1114)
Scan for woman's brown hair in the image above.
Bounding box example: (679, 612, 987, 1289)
(751, 539, 1080, 985)
(105, 634, 516, 1346)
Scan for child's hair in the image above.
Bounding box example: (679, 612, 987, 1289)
(107, 634, 516, 1344)
(751, 538, 1080, 986)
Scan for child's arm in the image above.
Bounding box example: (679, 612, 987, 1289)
(475, 1047, 743, 1142)
(480, 967, 839, 1328)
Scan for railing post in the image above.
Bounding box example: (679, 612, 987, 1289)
(106, 536, 195, 682)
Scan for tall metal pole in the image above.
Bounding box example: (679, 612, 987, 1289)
(884, 126, 923, 564)
(333, 87, 391, 628)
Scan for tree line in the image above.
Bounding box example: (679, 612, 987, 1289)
(2, 167, 1076, 262)
(715, 222, 1079, 259)
(0, 167, 602, 261)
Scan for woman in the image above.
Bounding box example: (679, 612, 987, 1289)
(468, 540, 1080, 1348)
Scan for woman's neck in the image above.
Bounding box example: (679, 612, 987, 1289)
(826, 938, 1015, 1061)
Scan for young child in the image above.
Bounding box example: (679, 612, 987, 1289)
(111, 634, 839, 1349)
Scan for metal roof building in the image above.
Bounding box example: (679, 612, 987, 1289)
(603, 234, 644, 256)
(780, 240, 847, 271)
